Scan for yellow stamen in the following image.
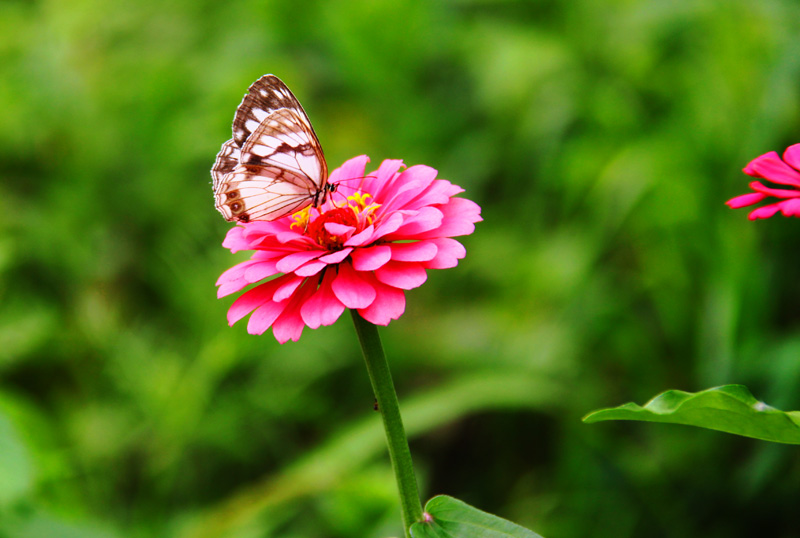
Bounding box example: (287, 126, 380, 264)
(347, 192, 381, 224)
(290, 206, 313, 230)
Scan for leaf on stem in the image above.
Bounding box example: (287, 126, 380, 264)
(583, 384, 800, 444)
(409, 495, 545, 538)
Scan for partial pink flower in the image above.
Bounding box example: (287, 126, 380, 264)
(216, 156, 482, 343)
(726, 143, 800, 220)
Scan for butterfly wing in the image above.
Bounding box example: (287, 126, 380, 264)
(211, 138, 240, 192)
(212, 75, 329, 223)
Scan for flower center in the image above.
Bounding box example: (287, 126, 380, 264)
(307, 206, 358, 250)
(292, 191, 381, 250)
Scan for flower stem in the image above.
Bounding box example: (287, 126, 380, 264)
(350, 310, 423, 537)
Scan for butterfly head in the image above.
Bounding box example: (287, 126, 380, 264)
(314, 182, 338, 208)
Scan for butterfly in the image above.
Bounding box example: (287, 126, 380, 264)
(211, 74, 333, 223)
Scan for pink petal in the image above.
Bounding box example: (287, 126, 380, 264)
(273, 275, 305, 302)
(295, 260, 327, 277)
(411, 198, 482, 239)
(245, 225, 305, 248)
(744, 151, 800, 186)
(390, 241, 438, 262)
(401, 164, 439, 184)
(749, 203, 783, 220)
(227, 279, 284, 325)
(375, 159, 405, 181)
(366, 159, 404, 199)
(329, 155, 370, 187)
(275, 230, 310, 244)
(271, 279, 317, 343)
(374, 261, 428, 290)
(402, 179, 463, 210)
(222, 227, 251, 253)
(301, 270, 346, 329)
(385, 207, 444, 238)
(244, 260, 279, 283)
(743, 151, 778, 177)
(251, 248, 296, 261)
(319, 248, 353, 264)
(241, 221, 286, 239)
(726, 192, 767, 208)
(783, 144, 800, 170)
(445, 197, 483, 223)
(271, 316, 305, 343)
(351, 245, 392, 271)
(357, 274, 406, 325)
(324, 222, 356, 237)
(275, 250, 326, 273)
(749, 181, 800, 198)
(423, 238, 466, 269)
(247, 301, 288, 335)
(218, 278, 251, 299)
(380, 165, 438, 210)
(363, 213, 404, 243)
(331, 262, 376, 308)
(216, 259, 258, 287)
(780, 198, 800, 216)
(344, 224, 375, 247)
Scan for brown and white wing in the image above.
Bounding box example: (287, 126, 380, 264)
(214, 107, 328, 222)
(232, 74, 318, 147)
(212, 74, 329, 222)
(211, 138, 240, 192)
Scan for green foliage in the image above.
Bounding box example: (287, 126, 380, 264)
(0, 408, 33, 505)
(3, 0, 800, 537)
(584, 385, 800, 444)
(410, 495, 544, 538)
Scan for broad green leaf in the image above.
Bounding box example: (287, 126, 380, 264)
(409, 495, 545, 538)
(583, 385, 800, 444)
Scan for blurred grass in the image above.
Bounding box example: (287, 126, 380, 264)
(2, 0, 800, 537)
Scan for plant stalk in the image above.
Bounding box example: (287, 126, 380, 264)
(350, 310, 424, 537)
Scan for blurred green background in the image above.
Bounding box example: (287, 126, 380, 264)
(3, 0, 800, 537)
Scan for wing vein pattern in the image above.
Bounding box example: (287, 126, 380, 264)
(212, 74, 329, 223)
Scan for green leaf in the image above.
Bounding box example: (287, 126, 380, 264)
(583, 385, 800, 444)
(409, 495, 545, 538)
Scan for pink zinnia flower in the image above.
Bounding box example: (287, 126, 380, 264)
(216, 155, 482, 343)
(726, 143, 800, 220)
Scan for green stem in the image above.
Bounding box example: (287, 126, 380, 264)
(350, 310, 424, 537)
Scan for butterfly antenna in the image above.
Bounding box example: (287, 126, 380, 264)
(336, 174, 376, 190)
(326, 174, 378, 208)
